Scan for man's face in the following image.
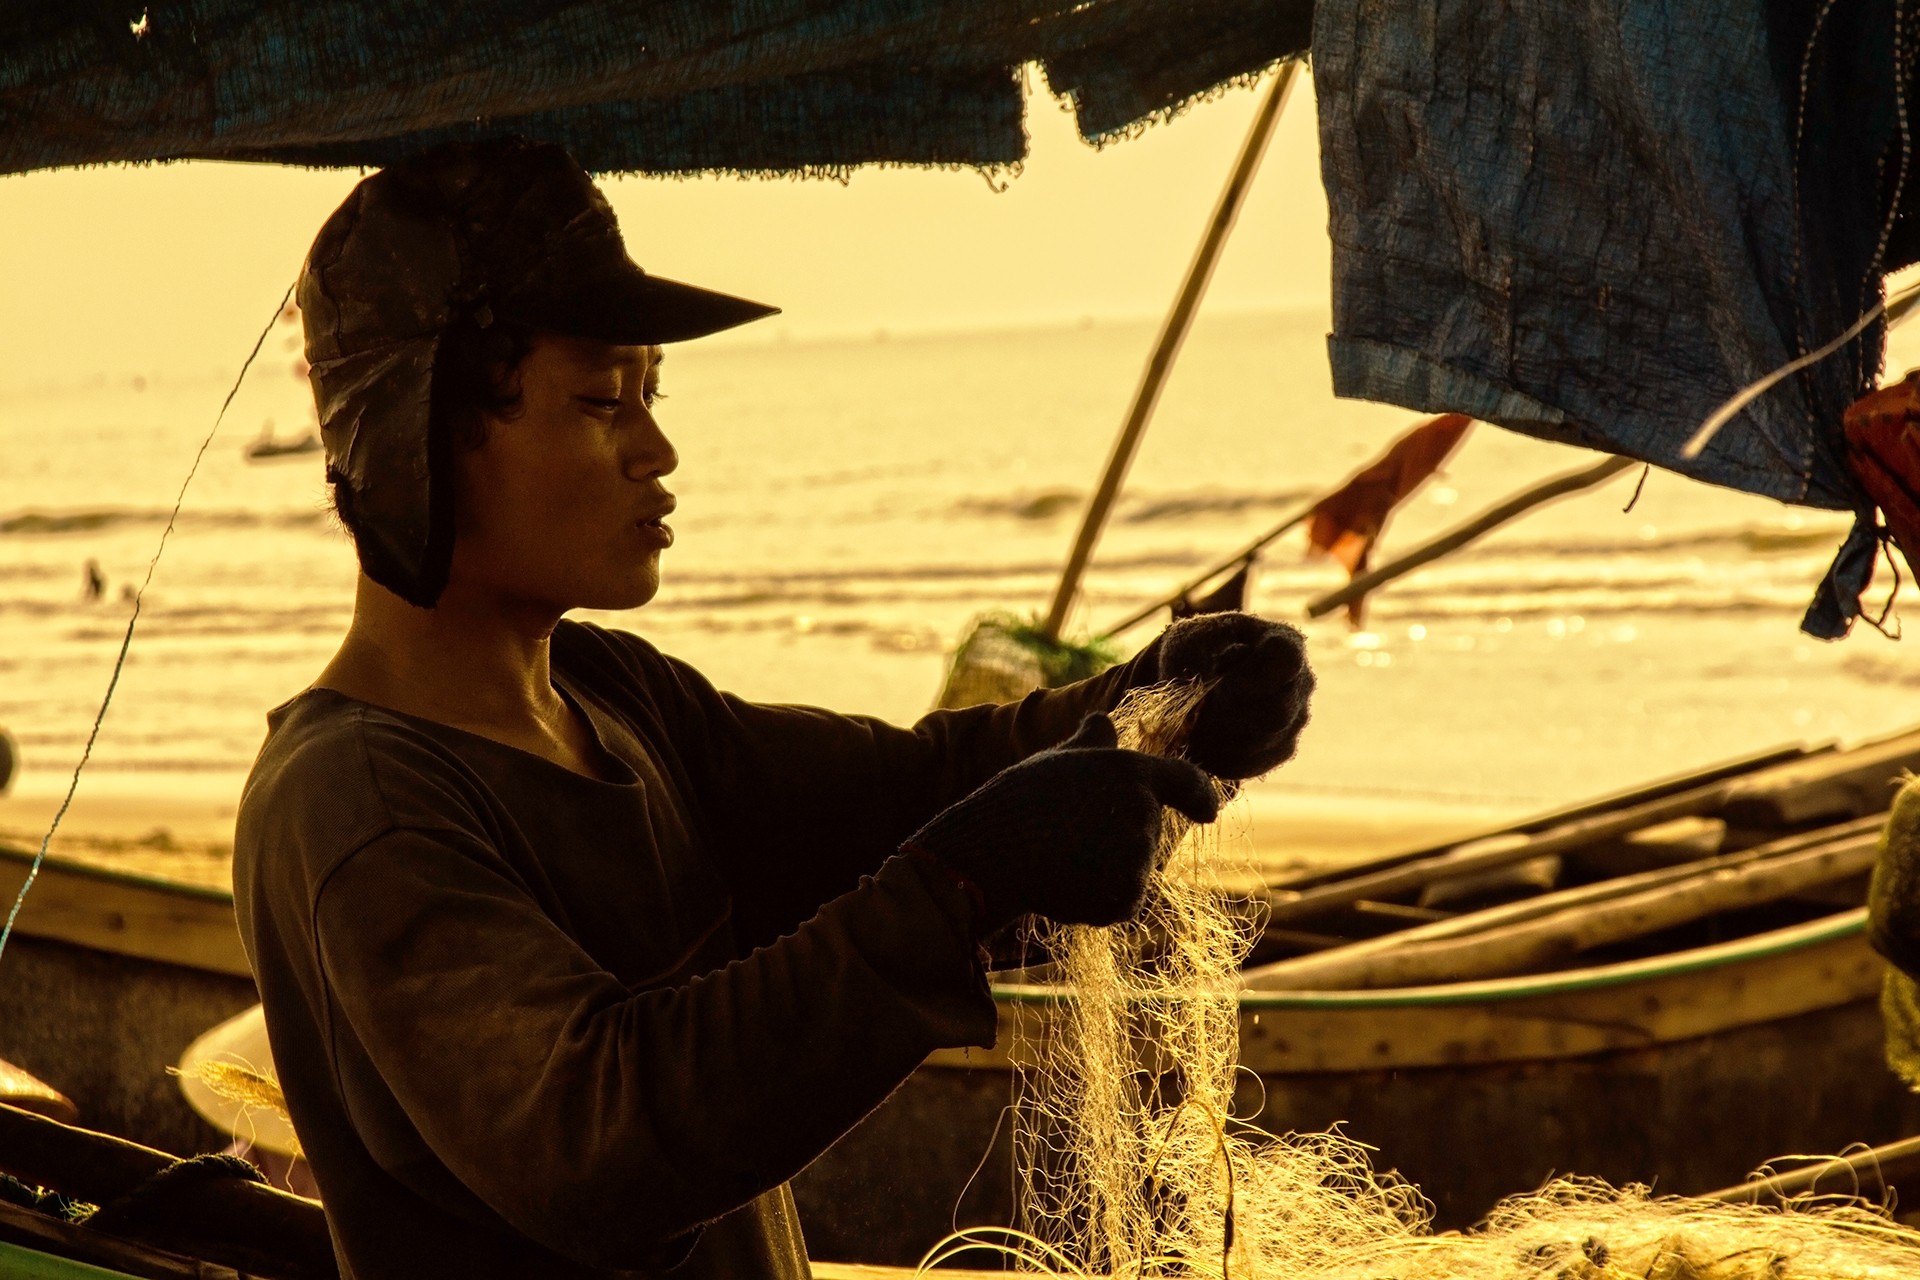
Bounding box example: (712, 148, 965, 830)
(446, 334, 676, 614)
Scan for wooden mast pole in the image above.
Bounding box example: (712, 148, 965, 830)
(1038, 59, 1301, 641)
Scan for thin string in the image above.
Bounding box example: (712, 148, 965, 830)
(1620, 464, 1650, 513)
(1867, 530, 1907, 640)
(1860, 0, 1912, 390)
(0, 281, 296, 966)
(1785, 0, 1841, 358)
(1681, 278, 1920, 460)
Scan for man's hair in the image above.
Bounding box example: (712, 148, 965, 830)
(328, 318, 534, 593)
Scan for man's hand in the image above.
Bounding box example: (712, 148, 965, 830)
(1156, 611, 1314, 781)
(906, 714, 1219, 932)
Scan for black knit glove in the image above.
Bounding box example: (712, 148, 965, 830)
(906, 714, 1219, 932)
(1156, 611, 1314, 781)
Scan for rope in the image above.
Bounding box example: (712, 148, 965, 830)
(0, 281, 295, 967)
(83, 1154, 266, 1236)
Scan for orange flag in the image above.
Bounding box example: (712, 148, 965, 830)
(1307, 413, 1473, 623)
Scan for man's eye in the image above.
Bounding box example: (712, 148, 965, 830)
(643, 386, 667, 408)
(580, 397, 622, 412)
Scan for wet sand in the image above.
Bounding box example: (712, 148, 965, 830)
(0, 775, 241, 893)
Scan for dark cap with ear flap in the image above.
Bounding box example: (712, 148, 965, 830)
(299, 137, 779, 606)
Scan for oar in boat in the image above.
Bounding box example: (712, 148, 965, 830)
(1261, 725, 1920, 926)
(1269, 739, 1828, 896)
(1262, 780, 1751, 928)
(1244, 818, 1882, 990)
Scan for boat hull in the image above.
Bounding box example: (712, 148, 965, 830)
(791, 914, 1920, 1265)
(8, 845, 1917, 1268)
(0, 849, 258, 1159)
(0, 934, 258, 1161)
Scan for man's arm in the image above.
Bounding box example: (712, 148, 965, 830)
(577, 623, 1166, 946)
(310, 826, 992, 1271)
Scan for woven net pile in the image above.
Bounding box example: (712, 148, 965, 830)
(926, 682, 1920, 1279)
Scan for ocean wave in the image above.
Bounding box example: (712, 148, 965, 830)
(1357, 589, 1807, 622)
(1426, 520, 1852, 561)
(1120, 488, 1317, 523)
(948, 486, 1315, 524)
(950, 490, 1084, 521)
(1841, 654, 1920, 686)
(665, 550, 1197, 587)
(0, 508, 330, 535)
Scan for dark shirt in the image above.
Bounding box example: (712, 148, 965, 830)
(232, 620, 1153, 1279)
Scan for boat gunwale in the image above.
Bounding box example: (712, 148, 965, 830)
(990, 907, 1869, 1009)
(0, 852, 1877, 1011)
(0, 842, 232, 905)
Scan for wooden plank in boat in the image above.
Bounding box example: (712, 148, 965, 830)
(953, 911, 1882, 1074)
(1721, 727, 1920, 827)
(1233, 923, 1880, 1072)
(0, 845, 248, 978)
(1268, 740, 1824, 893)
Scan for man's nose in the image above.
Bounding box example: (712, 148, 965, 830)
(625, 410, 678, 479)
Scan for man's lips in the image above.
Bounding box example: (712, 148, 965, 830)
(637, 500, 676, 546)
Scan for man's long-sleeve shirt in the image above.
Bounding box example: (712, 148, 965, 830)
(232, 620, 1156, 1279)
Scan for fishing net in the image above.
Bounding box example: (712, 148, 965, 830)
(923, 681, 1920, 1279)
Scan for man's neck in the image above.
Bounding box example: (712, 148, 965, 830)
(316, 574, 572, 746)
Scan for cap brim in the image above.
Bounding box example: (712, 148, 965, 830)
(506, 266, 780, 345)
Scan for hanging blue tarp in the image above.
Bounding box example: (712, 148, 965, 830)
(2, 1, 1309, 176)
(1314, 0, 1916, 637)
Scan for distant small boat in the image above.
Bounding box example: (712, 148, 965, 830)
(243, 432, 321, 462)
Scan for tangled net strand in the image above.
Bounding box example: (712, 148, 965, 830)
(927, 680, 1920, 1279)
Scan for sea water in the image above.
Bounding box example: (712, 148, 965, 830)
(5, 308, 1920, 874)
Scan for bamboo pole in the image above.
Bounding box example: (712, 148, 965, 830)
(1040, 60, 1300, 640)
(1303, 454, 1635, 620)
(1249, 827, 1877, 991)
(1243, 816, 1885, 989)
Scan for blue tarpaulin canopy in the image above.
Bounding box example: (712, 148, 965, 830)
(1314, 0, 1920, 637)
(1, 1, 1309, 176)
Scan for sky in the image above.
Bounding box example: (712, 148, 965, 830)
(0, 67, 1328, 392)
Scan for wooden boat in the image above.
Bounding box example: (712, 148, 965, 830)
(7, 728, 1920, 1269)
(789, 728, 1920, 1264)
(0, 851, 258, 1161)
(242, 432, 322, 462)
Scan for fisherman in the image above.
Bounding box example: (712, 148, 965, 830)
(232, 138, 1316, 1280)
